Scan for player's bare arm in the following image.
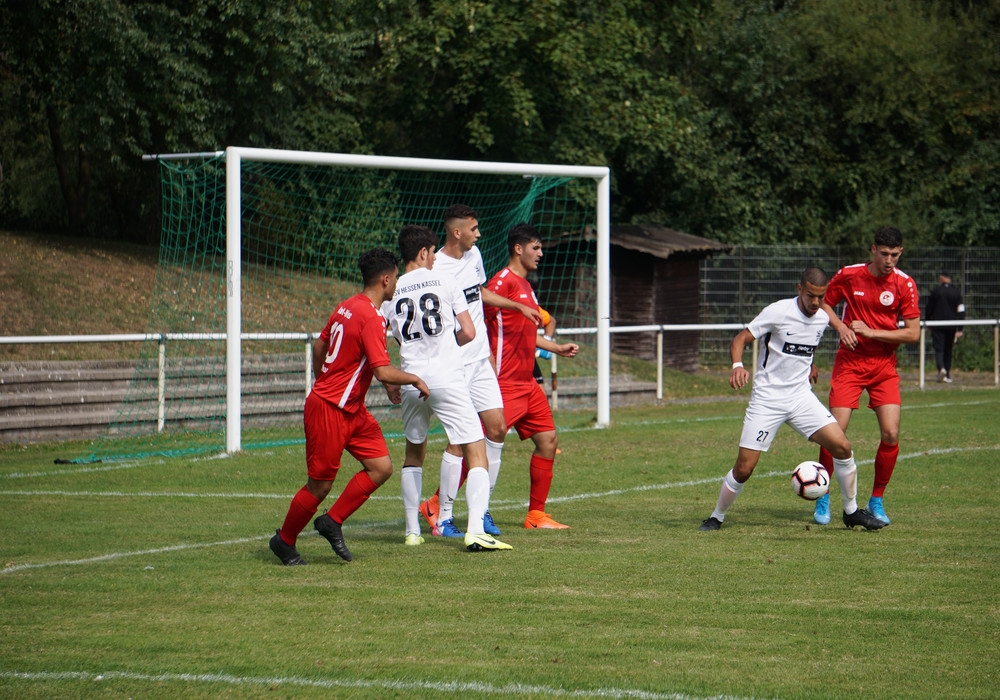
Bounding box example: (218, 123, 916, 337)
(537, 335, 578, 358)
(849, 316, 920, 345)
(729, 328, 754, 390)
(455, 309, 476, 346)
(373, 365, 430, 400)
(312, 337, 329, 380)
(821, 302, 858, 350)
(809, 364, 819, 385)
(480, 286, 543, 325)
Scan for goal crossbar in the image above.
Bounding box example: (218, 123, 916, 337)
(166, 147, 611, 452)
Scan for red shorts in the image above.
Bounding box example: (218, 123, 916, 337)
(828, 351, 901, 410)
(500, 380, 556, 440)
(303, 391, 388, 481)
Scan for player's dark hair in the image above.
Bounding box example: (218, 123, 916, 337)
(398, 225, 438, 264)
(443, 204, 478, 231)
(800, 266, 828, 287)
(358, 247, 399, 286)
(873, 226, 903, 248)
(507, 222, 541, 256)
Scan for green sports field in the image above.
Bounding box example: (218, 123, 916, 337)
(2, 387, 998, 699)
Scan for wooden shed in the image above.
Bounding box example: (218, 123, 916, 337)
(541, 224, 731, 373)
(609, 225, 731, 371)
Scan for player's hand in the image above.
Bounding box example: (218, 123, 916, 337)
(384, 383, 402, 405)
(955, 331, 963, 342)
(414, 378, 430, 401)
(837, 323, 859, 349)
(809, 364, 819, 385)
(516, 304, 543, 326)
(850, 320, 874, 339)
(730, 367, 750, 390)
(556, 343, 579, 358)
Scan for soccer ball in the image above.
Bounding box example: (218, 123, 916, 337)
(790, 461, 830, 501)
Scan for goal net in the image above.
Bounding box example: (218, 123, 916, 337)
(77, 149, 609, 462)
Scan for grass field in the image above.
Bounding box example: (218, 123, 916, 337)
(2, 386, 999, 699)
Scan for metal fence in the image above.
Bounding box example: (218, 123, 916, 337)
(700, 246, 1000, 370)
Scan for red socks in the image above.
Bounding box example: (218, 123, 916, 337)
(872, 441, 899, 497)
(817, 446, 834, 478)
(278, 486, 322, 545)
(528, 454, 555, 512)
(328, 470, 379, 525)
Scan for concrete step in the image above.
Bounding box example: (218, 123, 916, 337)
(0, 358, 651, 444)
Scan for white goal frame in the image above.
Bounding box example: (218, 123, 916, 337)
(150, 147, 611, 452)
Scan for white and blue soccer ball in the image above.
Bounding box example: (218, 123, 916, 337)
(790, 461, 830, 501)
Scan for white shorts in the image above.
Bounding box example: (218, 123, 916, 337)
(464, 357, 504, 413)
(401, 382, 484, 446)
(739, 391, 836, 452)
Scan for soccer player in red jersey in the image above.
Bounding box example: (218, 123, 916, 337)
(813, 226, 921, 527)
(485, 223, 579, 529)
(269, 248, 430, 566)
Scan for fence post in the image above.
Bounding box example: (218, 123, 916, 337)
(919, 324, 926, 389)
(305, 337, 313, 398)
(551, 354, 558, 410)
(157, 336, 166, 433)
(656, 329, 663, 402)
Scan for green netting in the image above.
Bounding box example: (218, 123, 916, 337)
(76, 154, 598, 462)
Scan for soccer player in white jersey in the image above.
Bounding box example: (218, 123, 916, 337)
(417, 204, 541, 538)
(699, 267, 886, 532)
(383, 225, 511, 552)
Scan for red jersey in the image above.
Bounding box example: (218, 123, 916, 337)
(311, 293, 391, 412)
(485, 267, 540, 386)
(825, 263, 921, 358)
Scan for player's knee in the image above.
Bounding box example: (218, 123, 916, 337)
(732, 463, 754, 483)
(830, 442, 852, 461)
(484, 425, 507, 443)
(880, 429, 899, 445)
(307, 478, 334, 500)
(533, 431, 558, 458)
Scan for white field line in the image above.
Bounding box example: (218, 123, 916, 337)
(0, 670, 764, 700)
(3, 443, 998, 577)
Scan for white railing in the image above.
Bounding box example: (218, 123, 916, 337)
(2, 320, 997, 436)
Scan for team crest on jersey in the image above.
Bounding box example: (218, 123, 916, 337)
(880, 291, 895, 306)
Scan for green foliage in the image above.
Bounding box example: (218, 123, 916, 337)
(682, 0, 1000, 246)
(0, 0, 371, 239)
(2, 0, 999, 245)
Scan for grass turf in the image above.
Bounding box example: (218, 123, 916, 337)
(1, 388, 999, 698)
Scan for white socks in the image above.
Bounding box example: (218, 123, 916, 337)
(465, 467, 490, 536)
(485, 438, 504, 496)
(711, 470, 744, 521)
(832, 453, 859, 515)
(400, 466, 422, 536)
(438, 451, 464, 524)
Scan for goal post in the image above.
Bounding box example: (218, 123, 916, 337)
(224, 147, 611, 451)
(89, 147, 610, 461)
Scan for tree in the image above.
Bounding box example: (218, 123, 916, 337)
(0, 0, 371, 239)
(354, 0, 723, 225)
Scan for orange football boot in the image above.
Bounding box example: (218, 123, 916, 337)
(523, 510, 570, 529)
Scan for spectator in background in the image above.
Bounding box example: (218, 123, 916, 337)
(925, 272, 965, 383)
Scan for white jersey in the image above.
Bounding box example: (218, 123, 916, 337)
(432, 246, 491, 364)
(746, 297, 830, 405)
(382, 267, 469, 386)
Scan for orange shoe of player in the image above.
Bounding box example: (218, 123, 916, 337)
(524, 510, 570, 529)
(419, 494, 440, 533)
